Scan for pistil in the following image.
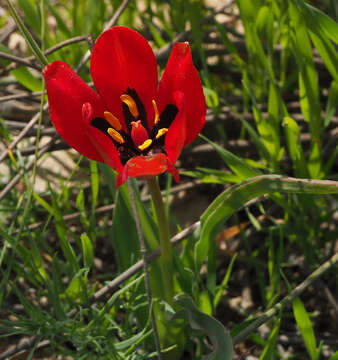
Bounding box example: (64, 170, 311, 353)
(131, 120, 149, 147)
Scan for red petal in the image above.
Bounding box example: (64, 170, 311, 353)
(91, 27, 158, 131)
(165, 91, 186, 163)
(166, 159, 180, 183)
(115, 153, 170, 187)
(157, 42, 206, 145)
(43, 61, 104, 161)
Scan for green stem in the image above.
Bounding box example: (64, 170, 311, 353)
(147, 177, 174, 304)
(7, 0, 49, 67)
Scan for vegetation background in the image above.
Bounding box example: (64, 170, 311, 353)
(0, 0, 337, 359)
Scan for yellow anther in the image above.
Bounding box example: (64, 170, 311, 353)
(104, 111, 122, 131)
(120, 94, 139, 118)
(155, 128, 168, 139)
(138, 139, 152, 151)
(152, 99, 159, 125)
(107, 128, 124, 144)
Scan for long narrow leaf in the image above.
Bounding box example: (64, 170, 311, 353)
(293, 297, 319, 360)
(6, 0, 48, 66)
(195, 175, 338, 269)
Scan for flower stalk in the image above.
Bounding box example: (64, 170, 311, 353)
(147, 177, 174, 304)
(127, 179, 163, 359)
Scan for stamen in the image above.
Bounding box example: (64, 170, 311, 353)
(138, 139, 152, 151)
(104, 111, 122, 131)
(152, 99, 159, 125)
(107, 128, 124, 144)
(155, 128, 168, 139)
(120, 94, 139, 118)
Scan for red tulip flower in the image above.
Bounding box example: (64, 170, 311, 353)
(43, 26, 206, 187)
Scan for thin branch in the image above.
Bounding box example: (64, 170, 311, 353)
(233, 251, 338, 344)
(0, 91, 43, 103)
(13, 180, 200, 233)
(0, 102, 49, 164)
(0, 135, 57, 202)
(44, 35, 90, 56)
(0, 21, 16, 44)
(0, 51, 41, 70)
(0, 35, 90, 75)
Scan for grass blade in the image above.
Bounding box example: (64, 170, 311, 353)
(292, 297, 319, 360)
(195, 175, 338, 269)
(6, 0, 48, 66)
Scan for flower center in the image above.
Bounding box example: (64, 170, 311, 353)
(90, 88, 178, 165)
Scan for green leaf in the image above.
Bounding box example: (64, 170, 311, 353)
(293, 0, 338, 43)
(11, 67, 42, 92)
(83, 0, 105, 35)
(86, 275, 144, 331)
(309, 29, 338, 82)
(76, 188, 89, 230)
(116, 329, 152, 352)
(198, 291, 213, 316)
(252, 105, 278, 164)
(283, 116, 307, 177)
(292, 297, 319, 360)
(111, 189, 139, 272)
(329, 351, 338, 360)
(238, 115, 271, 163)
(255, 6, 270, 37)
(49, 185, 80, 275)
(195, 175, 338, 269)
(29, 238, 49, 283)
(80, 233, 93, 269)
(203, 87, 219, 108)
(237, 0, 261, 22)
(268, 82, 280, 134)
(215, 19, 245, 67)
(214, 253, 237, 309)
(44, 0, 72, 37)
(325, 80, 338, 127)
(259, 316, 281, 360)
(199, 134, 261, 180)
(17, 0, 40, 33)
(308, 141, 322, 179)
(64, 269, 88, 302)
(174, 295, 233, 360)
(90, 160, 99, 210)
(33, 192, 55, 216)
(289, 2, 322, 178)
(146, 21, 166, 48)
(182, 167, 242, 184)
